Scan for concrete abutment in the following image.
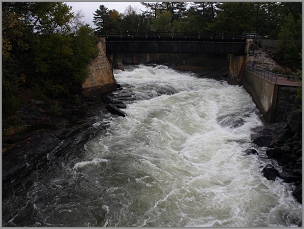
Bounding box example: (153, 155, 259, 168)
(82, 37, 117, 96)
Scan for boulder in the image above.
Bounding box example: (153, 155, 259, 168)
(106, 104, 126, 117)
(253, 136, 272, 147)
(244, 149, 258, 155)
(279, 169, 301, 183)
(262, 165, 279, 181)
(115, 103, 127, 109)
(266, 148, 293, 165)
(277, 129, 294, 143)
(292, 185, 302, 204)
(286, 110, 302, 133)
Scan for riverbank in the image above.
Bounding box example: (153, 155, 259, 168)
(251, 109, 302, 205)
(2, 84, 134, 186)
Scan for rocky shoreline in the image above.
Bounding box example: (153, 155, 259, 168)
(250, 109, 302, 205)
(2, 70, 302, 211)
(2, 84, 135, 188)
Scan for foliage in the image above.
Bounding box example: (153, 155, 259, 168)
(93, 5, 121, 34)
(276, 13, 302, 70)
(2, 2, 98, 124)
(3, 116, 26, 136)
(151, 11, 173, 33)
(207, 2, 256, 35)
(73, 25, 99, 83)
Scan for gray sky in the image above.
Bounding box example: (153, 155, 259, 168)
(66, 2, 146, 28)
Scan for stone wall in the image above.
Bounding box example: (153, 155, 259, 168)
(82, 37, 117, 96)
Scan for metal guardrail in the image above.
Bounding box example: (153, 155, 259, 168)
(246, 66, 297, 84)
(96, 32, 245, 42)
(246, 66, 278, 83)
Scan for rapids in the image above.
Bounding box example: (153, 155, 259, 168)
(2, 65, 302, 227)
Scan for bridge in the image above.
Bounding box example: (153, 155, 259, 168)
(103, 34, 247, 55)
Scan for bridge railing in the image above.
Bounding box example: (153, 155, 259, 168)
(246, 66, 278, 84)
(97, 32, 245, 42)
(246, 66, 298, 84)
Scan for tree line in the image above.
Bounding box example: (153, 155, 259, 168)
(93, 2, 301, 37)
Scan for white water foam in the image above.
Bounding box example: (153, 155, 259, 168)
(76, 65, 302, 227)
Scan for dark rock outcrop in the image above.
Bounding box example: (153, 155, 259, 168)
(292, 185, 302, 204)
(262, 165, 280, 181)
(253, 110, 302, 204)
(253, 136, 272, 147)
(106, 104, 126, 117)
(244, 149, 258, 155)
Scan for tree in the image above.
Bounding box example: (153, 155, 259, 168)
(141, 2, 162, 18)
(107, 10, 121, 33)
(2, 2, 99, 122)
(70, 10, 86, 34)
(159, 2, 187, 21)
(120, 5, 144, 34)
(150, 11, 173, 33)
(277, 13, 302, 70)
(72, 25, 98, 84)
(207, 2, 256, 35)
(183, 2, 216, 34)
(93, 5, 121, 34)
(93, 5, 110, 34)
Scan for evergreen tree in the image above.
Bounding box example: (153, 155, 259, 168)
(207, 2, 256, 35)
(93, 5, 110, 34)
(277, 13, 302, 70)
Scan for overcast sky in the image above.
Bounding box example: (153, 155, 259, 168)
(66, 2, 146, 28)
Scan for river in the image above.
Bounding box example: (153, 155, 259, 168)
(2, 65, 302, 227)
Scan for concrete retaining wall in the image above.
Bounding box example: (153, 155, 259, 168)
(229, 55, 247, 83)
(242, 71, 278, 122)
(82, 37, 117, 96)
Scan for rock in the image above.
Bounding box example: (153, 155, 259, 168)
(55, 128, 80, 140)
(266, 148, 293, 165)
(114, 92, 133, 98)
(244, 149, 258, 155)
(286, 110, 302, 133)
(279, 169, 301, 183)
(72, 109, 86, 116)
(280, 145, 291, 152)
(115, 103, 127, 109)
(38, 103, 53, 113)
(106, 104, 126, 117)
(277, 129, 294, 143)
(102, 96, 130, 104)
(298, 221, 302, 227)
(292, 185, 302, 204)
(262, 165, 279, 181)
(254, 109, 302, 204)
(253, 136, 272, 147)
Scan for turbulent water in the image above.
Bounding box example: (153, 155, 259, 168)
(3, 65, 302, 227)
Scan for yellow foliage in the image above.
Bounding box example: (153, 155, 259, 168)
(2, 10, 27, 58)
